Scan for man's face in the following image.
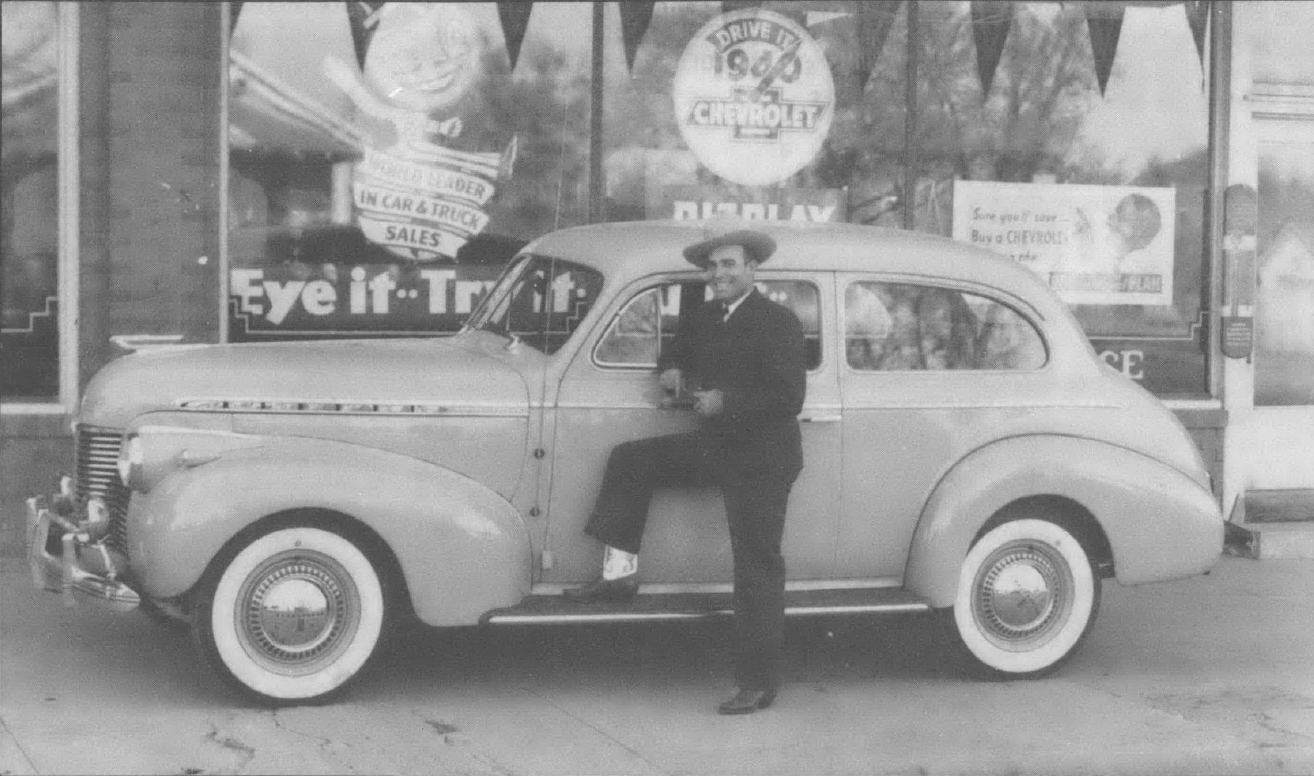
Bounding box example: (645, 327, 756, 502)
(705, 244, 757, 302)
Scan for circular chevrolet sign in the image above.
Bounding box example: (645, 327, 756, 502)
(673, 9, 834, 187)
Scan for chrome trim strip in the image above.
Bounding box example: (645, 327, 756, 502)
(531, 578, 902, 595)
(486, 601, 930, 626)
(554, 402, 846, 413)
(843, 402, 1121, 410)
(176, 398, 527, 417)
(785, 603, 930, 616)
(488, 612, 710, 625)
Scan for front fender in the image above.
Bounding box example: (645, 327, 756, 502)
(128, 436, 531, 625)
(904, 436, 1223, 608)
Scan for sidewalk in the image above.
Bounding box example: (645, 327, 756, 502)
(2, 554, 1312, 775)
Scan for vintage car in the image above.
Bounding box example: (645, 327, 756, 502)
(27, 220, 1223, 705)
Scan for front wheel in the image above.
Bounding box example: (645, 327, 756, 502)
(948, 518, 1100, 679)
(191, 525, 386, 705)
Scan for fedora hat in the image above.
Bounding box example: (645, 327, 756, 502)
(682, 217, 777, 268)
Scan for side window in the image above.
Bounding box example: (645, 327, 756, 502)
(594, 284, 685, 367)
(845, 282, 1045, 372)
(758, 281, 822, 371)
(595, 280, 822, 370)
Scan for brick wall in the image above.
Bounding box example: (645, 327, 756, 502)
(0, 415, 72, 557)
(79, 1, 224, 386)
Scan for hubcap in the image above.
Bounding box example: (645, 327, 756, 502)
(236, 552, 360, 674)
(972, 541, 1073, 650)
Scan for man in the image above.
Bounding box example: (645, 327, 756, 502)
(564, 221, 807, 715)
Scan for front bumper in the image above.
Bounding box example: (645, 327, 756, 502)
(26, 493, 140, 611)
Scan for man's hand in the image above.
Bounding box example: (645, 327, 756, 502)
(659, 368, 684, 394)
(691, 389, 724, 418)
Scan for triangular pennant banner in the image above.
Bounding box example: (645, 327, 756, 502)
(345, 1, 387, 70)
(497, 2, 534, 71)
(1085, 4, 1124, 96)
(856, 0, 899, 93)
(1186, 0, 1209, 71)
(970, 1, 1012, 96)
(619, 2, 655, 73)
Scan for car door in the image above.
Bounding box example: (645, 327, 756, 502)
(544, 271, 842, 586)
(836, 273, 1050, 580)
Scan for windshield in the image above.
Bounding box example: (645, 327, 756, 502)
(463, 254, 604, 355)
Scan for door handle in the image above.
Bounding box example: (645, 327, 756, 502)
(801, 414, 842, 423)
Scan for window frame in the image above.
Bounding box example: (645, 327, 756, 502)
(1, 3, 79, 415)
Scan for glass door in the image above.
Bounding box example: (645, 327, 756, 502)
(1255, 129, 1314, 407)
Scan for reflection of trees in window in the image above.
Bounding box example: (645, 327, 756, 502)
(916, 4, 1094, 185)
(846, 282, 1044, 372)
(477, 42, 591, 239)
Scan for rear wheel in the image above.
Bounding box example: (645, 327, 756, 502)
(191, 525, 385, 705)
(948, 518, 1100, 679)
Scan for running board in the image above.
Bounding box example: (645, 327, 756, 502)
(482, 587, 931, 626)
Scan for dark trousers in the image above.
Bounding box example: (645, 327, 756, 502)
(583, 431, 796, 691)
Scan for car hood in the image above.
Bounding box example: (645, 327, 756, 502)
(80, 336, 530, 428)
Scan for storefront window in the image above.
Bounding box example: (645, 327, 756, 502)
(603, 0, 1211, 397)
(1, 1, 60, 402)
(913, 2, 1211, 395)
(227, 2, 592, 341)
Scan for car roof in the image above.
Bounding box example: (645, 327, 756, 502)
(523, 220, 1054, 306)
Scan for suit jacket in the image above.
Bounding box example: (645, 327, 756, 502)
(659, 288, 807, 483)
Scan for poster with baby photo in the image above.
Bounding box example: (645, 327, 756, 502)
(952, 181, 1176, 306)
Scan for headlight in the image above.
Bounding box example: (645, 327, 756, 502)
(117, 434, 144, 490)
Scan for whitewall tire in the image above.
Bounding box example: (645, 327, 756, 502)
(950, 518, 1100, 679)
(192, 526, 386, 705)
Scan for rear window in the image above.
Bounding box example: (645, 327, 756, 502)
(844, 282, 1046, 371)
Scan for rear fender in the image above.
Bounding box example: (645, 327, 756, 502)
(129, 437, 530, 625)
(904, 436, 1223, 608)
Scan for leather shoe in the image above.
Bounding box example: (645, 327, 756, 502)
(717, 687, 777, 715)
(563, 575, 638, 603)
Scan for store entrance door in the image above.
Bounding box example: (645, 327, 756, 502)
(1245, 116, 1314, 499)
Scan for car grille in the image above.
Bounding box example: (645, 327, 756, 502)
(76, 425, 131, 552)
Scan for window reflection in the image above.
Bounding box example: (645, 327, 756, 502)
(1255, 139, 1314, 406)
(1, 0, 59, 401)
(227, 2, 591, 341)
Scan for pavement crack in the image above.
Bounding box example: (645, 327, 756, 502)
(408, 710, 517, 776)
(0, 715, 39, 775)
(204, 722, 256, 771)
(1255, 710, 1314, 745)
(524, 694, 669, 776)
(270, 709, 343, 753)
